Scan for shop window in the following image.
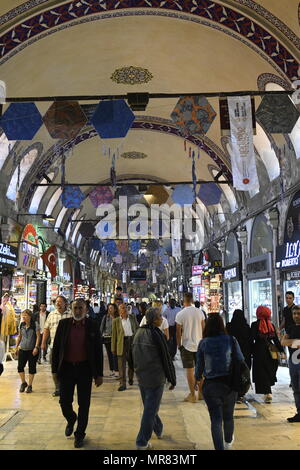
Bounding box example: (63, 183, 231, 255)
(6, 148, 38, 201)
(253, 124, 280, 181)
(0, 134, 16, 172)
(54, 207, 68, 233)
(29, 172, 55, 214)
(45, 187, 62, 216)
(250, 214, 273, 257)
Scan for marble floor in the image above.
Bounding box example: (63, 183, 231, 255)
(0, 354, 299, 451)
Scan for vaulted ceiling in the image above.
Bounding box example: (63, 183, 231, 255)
(0, 0, 299, 249)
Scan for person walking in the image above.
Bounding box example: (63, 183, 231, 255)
(251, 305, 285, 404)
(38, 303, 49, 364)
(132, 307, 176, 450)
(176, 292, 205, 403)
(226, 309, 252, 402)
(16, 309, 40, 393)
(163, 299, 181, 359)
(140, 301, 169, 340)
(281, 305, 300, 422)
(41, 296, 72, 397)
(111, 303, 139, 391)
(195, 313, 244, 450)
(280, 291, 296, 334)
(51, 298, 103, 448)
(100, 303, 119, 377)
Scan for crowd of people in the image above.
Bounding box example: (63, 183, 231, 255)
(1, 288, 300, 451)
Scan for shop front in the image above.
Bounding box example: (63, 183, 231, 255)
(246, 253, 274, 324)
(196, 246, 223, 314)
(0, 242, 18, 299)
(74, 261, 89, 299)
(247, 214, 276, 325)
(223, 264, 243, 321)
(12, 224, 39, 313)
(223, 232, 243, 321)
(276, 190, 300, 309)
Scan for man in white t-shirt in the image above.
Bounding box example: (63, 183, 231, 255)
(176, 292, 205, 403)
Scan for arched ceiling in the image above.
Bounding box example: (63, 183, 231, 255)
(0, 0, 299, 247)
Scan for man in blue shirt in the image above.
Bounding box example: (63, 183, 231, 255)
(163, 299, 181, 360)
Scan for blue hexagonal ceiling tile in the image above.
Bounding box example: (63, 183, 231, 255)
(91, 99, 135, 139)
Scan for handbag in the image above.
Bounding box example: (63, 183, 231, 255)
(229, 336, 251, 396)
(267, 342, 280, 361)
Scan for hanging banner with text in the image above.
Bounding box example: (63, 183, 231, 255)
(228, 96, 259, 191)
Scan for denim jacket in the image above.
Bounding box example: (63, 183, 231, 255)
(195, 334, 244, 380)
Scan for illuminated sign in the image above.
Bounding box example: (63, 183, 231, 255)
(276, 242, 300, 270)
(0, 243, 18, 268)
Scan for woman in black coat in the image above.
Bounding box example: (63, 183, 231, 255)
(251, 305, 285, 404)
(226, 309, 252, 369)
(226, 309, 252, 401)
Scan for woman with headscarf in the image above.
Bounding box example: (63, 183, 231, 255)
(227, 310, 253, 402)
(251, 306, 285, 403)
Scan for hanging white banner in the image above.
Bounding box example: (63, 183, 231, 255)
(228, 96, 259, 191)
(172, 238, 181, 259)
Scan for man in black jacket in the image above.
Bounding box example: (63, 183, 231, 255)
(52, 298, 103, 448)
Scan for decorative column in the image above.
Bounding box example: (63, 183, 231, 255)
(237, 228, 249, 323)
(266, 208, 280, 327)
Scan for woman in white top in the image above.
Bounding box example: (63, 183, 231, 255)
(140, 301, 169, 340)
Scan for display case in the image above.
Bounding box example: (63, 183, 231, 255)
(225, 280, 243, 321)
(249, 278, 273, 324)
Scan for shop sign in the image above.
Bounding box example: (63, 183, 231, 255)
(191, 276, 202, 286)
(192, 265, 203, 276)
(0, 243, 18, 268)
(286, 271, 300, 280)
(19, 224, 39, 271)
(223, 265, 240, 281)
(246, 254, 272, 279)
(284, 190, 300, 244)
(276, 241, 300, 270)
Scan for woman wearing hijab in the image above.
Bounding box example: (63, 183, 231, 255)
(227, 310, 252, 402)
(251, 306, 285, 403)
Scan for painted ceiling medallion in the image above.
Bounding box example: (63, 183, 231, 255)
(111, 66, 153, 85)
(121, 151, 147, 159)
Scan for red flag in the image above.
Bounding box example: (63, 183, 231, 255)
(42, 245, 57, 278)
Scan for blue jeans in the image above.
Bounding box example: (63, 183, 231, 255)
(289, 356, 300, 414)
(202, 380, 237, 450)
(136, 384, 164, 447)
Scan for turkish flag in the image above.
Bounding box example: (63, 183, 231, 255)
(42, 245, 57, 279)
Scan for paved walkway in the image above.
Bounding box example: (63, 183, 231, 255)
(0, 354, 299, 450)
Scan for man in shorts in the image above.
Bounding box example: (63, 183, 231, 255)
(176, 292, 205, 403)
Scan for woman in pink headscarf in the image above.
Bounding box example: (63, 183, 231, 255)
(251, 306, 285, 403)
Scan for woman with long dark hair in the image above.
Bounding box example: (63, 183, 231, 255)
(251, 306, 285, 403)
(100, 303, 119, 377)
(16, 309, 40, 393)
(195, 313, 244, 450)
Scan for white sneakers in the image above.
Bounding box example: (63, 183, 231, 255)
(224, 435, 234, 450)
(137, 442, 153, 450)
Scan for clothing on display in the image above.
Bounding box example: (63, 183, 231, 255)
(0, 298, 17, 337)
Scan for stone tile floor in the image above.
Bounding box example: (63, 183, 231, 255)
(0, 354, 299, 450)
